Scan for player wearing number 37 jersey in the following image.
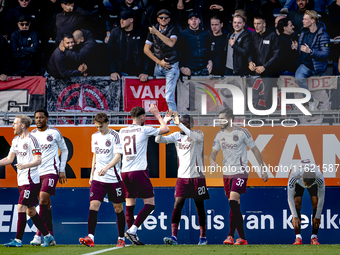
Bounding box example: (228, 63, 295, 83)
(209, 109, 268, 245)
(119, 105, 171, 245)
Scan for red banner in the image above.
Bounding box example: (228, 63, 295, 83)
(123, 77, 168, 124)
(0, 76, 46, 112)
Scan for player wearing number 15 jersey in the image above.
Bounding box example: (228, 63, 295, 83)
(30, 109, 69, 246)
(0, 115, 54, 247)
(119, 105, 170, 245)
(209, 109, 268, 245)
(79, 113, 126, 248)
(156, 113, 209, 246)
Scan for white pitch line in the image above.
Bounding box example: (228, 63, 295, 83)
(82, 245, 130, 255)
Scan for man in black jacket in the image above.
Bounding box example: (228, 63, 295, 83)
(10, 15, 39, 76)
(248, 16, 281, 110)
(144, 9, 179, 112)
(47, 34, 88, 79)
(4, 0, 38, 39)
(277, 18, 299, 75)
(0, 35, 10, 81)
(225, 15, 252, 76)
(62, 29, 109, 76)
(209, 15, 227, 76)
(248, 16, 281, 77)
(179, 11, 213, 77)
(55, 0, 92, 46)
(288, 0, 309, 34)
(107, 10, 151, 82)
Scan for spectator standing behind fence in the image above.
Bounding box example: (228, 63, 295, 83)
(144, 9, 180, 112)
(288, 0, 309, 34)
(225, 15, 252, 76)
(277, 18, 299, 75)
(0, 35, 10, 81)
(55, 0, 92, 47)
(4, 0, 38, 39)
(107, 10, 151, 82)
(47, 34, 88, 79)
(208, 15, 227, 76)
(295, 10, 330, 111)
(248, 16, 281, 77)
(63, 29, 109, 76)
(11, 15, 39, 76)
(179, 11, 212, 77)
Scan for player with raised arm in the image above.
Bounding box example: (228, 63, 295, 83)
(79, 113, 126, 248)
(120, 105, 171, 245)
(288, 159, 325, 245)
(0, 115, 54, 247)
(209, 109, 268, 245)
(156, 112, 209, 245)
(30, 109, 69, 246)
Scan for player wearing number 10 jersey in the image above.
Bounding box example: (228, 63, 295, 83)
(30, 109, 69, 246)
(156, 113, 209, 245)
(79, 113, 126, 248)
(119, 105, 170, 245)
(209, 109, 268, 245)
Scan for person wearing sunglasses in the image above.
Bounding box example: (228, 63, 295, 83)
(10, 14, 39, 76)
(4, 0, 38, 38)
(144, 9, 180, 114)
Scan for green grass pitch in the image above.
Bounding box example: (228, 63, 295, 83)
(0, 244, 339, 255)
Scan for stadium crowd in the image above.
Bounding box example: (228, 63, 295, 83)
(1, 0, 340, 110)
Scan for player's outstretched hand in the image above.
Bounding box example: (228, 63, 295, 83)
(58, 172, 67, 184)
(173, 111, 180, 125)
(149, 104, 160, 117)
(163, 109, 173, 123)
(292, 217, 300, 229)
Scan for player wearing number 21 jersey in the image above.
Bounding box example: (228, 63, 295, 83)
(119, 105, 170, 245)
(156, 113, 209, 246)
(79, 113, 126, 248)
(0, 115, 54, 247)
(30, 109, 68, 246)
(209, 109, 268, 246)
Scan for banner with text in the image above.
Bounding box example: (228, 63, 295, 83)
(123, 77, 168, 124)
(46, 76, 120, 124)
(0, 187, 339, 244)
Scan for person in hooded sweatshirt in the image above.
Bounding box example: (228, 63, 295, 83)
(10, 14, 39, 76)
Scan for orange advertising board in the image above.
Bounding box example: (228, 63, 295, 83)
(1, 125, 340, 188)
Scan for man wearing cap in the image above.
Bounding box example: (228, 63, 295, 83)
(4, 0, 38, 39)
(107, 10, 152, 82)
(55, 0, 92, 46)
(179, 11, 213, 77)
(10, 14, 39, 76)
(144, 9, 180, 112)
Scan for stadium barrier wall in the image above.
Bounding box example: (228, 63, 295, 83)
(0, 187, 339, 245)
(1, 125, 340, 188)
